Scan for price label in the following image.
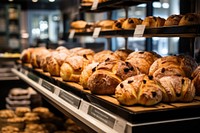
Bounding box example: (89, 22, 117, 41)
(92, 27, 101, 38)
(91, 0, 99, 10)
(27, 72, 39, 83)
(20, 68, 27, 75)
(134, 25, 146, 37)
(113, 118, 127, 133)
(59, 90, 81, 109)
(87, 106, 115, 128)
(41, 80, 55, 93)
(54, 87, 60, 96)
(79, 100, 90, 113)
(68, 29, 75, 39)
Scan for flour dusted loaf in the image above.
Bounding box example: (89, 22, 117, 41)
(60, 55, 90, 82)
(115, 74, 162, 106)
(87, 60, 140, 95)
(191, 65, 200, 95)
(126, 51, 161, 74)
(158, 76, 195, 102)
(164, 14, 183, 26)
(122, 18, 143, 29)
(142, 16, 165, 27)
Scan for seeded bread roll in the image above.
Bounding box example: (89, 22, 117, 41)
(158, 76, 195, 102)
(126, 51, 161, 74)
(93, 50, 120, 63)
(112, 18, 126, 30)
(113, 49, 134, 61)
(95, 20, 115, 31)
(122, 18, 143, 29)
(164, 14, 183, 26)
(142, 16, 165, 28)
(191, 66, 200, 95)
(75, 48, 95, 62)
(60, 55, 90, 82)
(87, 60, 140, 95)
(179, 13, 200, 26)
(115, 74, 162, 106)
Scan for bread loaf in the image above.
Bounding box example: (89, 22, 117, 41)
(112, 18, 126, 30)
(87, 60, 140, 95)
(158, 76, 195, 102)
(60, 55, 90, 82)
(95, 20, 115, 31)
(179, 13, 200, 26)
(70, 20, 87, 32)
(142, 16, 165, 28)
(126, 51, 161, 74)
(20, 48, 34, 63)
(113, 49, 133, 61)
(164, 14, 183, 26)
(122, 18, 143, 29)
(115, 74, 162, 106)
(93, 50, 120, 63)
(191, 66, 200, 95)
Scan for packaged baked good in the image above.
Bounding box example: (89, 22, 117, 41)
(115, 74, 162, 106)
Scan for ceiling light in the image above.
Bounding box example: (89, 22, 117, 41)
(8, 0, 14, 2)
(153, 2, 161, 8)
(162, 3, 169, 9)
(32, 0, 38, 2)
(49, 0, 55, 2)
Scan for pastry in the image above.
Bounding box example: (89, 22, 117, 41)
(93, 50, 120, 63)
(6, 117, 25, 130)
(60, 55, 90, 82)
(113, 49, 134, 61)
(15, 107, 31, 117)
(126, 51, 161, 74)
(20, 48, 34, 63)
(115, 74, 162, 106)
(95, 20, 115, 31)
(179, 13, 200, 26)
(122, 18, 143, 29)
(112, 18, 126, 30)
(142, 16, 165, 28)
(158, 76, 195, 102)
(1, 126, 20, 133)
(70, 20, 87, 32)
(191, 65, 200, 95)
(87, 60, 140, 95)
(164, 14, 183, 26)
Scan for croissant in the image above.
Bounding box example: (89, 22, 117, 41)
(87, 60, 140, 95)
(158, 76, 195, 102)
(115, 74, 162, 106)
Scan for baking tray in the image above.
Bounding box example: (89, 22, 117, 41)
(21, 64, 200, 124)
(80, 0, 158, 13)
(71, 24, 200, 38)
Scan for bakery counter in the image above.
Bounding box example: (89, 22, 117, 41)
(11, 63, 200, 132)
(68, 24, 200, 38)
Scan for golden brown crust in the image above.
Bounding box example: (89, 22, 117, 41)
(95, 20, 115, 31)
(113, 49, 133, 61)
(93, 50, 120, 63)
(179, 13, 200, 26)
(191, 66, 200, 95)
(164, 14, 183, 26)
(70, 20, 87, 29)
(115, 74, 162, 106)
(20, 48, 34, 63)
(158, 76, 195, 102)
(112, 18, 126, 30)
(126, 51, 161, 74)
(142, 16, 165, 28)
(122, 18, 143, 29)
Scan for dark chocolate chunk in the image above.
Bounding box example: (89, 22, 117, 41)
(128, 18, 134, 23)
(143, 80, 146, 84)
(124, 68, 130, 73)
(139, 51, 144, 54)
(152, 92, 157, 97)
(116, 22, 122, 28)
(105, 58, 110, 62)
(120, 83, 124, 88)
(92, 67, 96, 72)
(176, 93, 181, 97)
(182, 79, 185, 84)
(148, 76, 153, 80)
(128, 80, 133, 84)
(161, 68, 165, 73)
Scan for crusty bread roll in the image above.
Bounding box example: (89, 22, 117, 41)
(142, 16, 165, 28)
(20, 48, 34, 63)
(75, 48, 95, 62)
(164, 14, 183, 26)
(93, 50, 120, 63)
(113, 49, 133, 61)
(87, 60, 140, 95)
(158, 76, 195, 102)
(70, 20, 87, 30)
(112, 18, 126, 30)
(126, 51, 161, 74)
(122, 18, 143, 29)
(179, 13, 200, 26)
(40, 50, 53, 72)
(191, 66, 200, 95)
(60, 55, 90, 82)
(95, 20, 115, 31)
(79, 62, 99, 89)
(115, 74, 162, 106)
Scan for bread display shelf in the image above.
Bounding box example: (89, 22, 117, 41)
(16, 63, 200, 125)
(68, 24, 200, 38)
(80, 0, 158, 13)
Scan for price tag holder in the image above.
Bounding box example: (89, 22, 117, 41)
(59, 90, 81, 109)
(91, 0, 99, 10)
(92, 27, 101, 38)
(87, 105, 116, 128)
(134, 25, 146, 37)
(41, 80, 55, 93)
(79, 100, 90, 113)
(54, 87, 60, 96)
(27, 72, 39, 83)
(68, 29, 75, 39)
(113, 117, 127, 133)
(20, 68, 28, 76)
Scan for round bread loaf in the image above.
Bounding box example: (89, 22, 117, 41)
(113, 49, 133, 61)
(60, 55, 90, 82)
(87, 60, 140, 95)
(112, 18, 126, 30)
(115, 74, 162, 106)
(122, 18, 143, 29)
(126, 51, 161, 74)
(95, 20, 115, 31)
(164, 14, 183, 26)
(93, 50, 120, 63)
(158, 76, 195, 102)
(20, 48, 34, 63)
(15, 107, 31, 117)
(179, 13, 200, 26)
(142, 16, 165, 28)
